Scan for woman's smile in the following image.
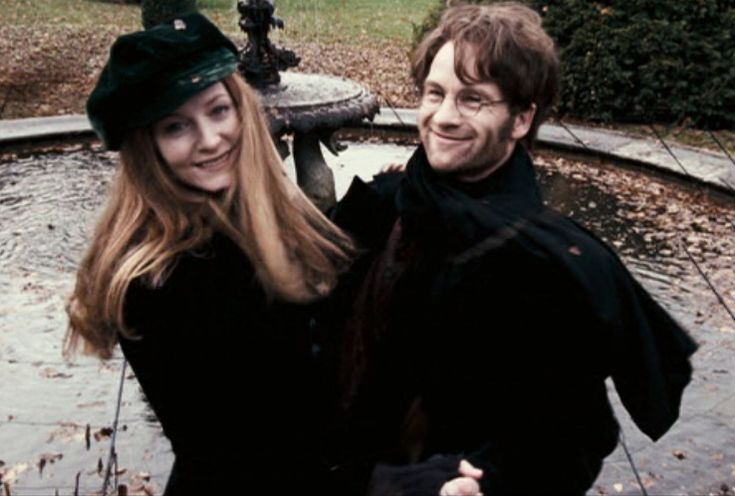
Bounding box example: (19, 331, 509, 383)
(195, 147, 235, 170)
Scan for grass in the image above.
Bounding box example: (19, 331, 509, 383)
(1, 0, 434, 43)
(0, 0, 237, 31)
(273, 0, 436, 43)
(2, 0, 139, 29)
(1, 0, 733, 156)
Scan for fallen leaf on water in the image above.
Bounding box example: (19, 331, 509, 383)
(93, 427, 114, 442)
(47, 423, 84, 443)
(37, 453, 63, 476)
(641, 476, 656, 489)
(40, 368, 73, 379)
(592, 485, 608, 496)
(0, 462, 30, 484)
(126, 472, 158, 496)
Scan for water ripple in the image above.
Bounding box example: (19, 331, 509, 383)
(0, 150, 116, 274)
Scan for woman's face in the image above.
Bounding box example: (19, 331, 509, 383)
(152, 82, 240, 193)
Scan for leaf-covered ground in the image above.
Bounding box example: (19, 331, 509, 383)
(0, 23, 418, 119)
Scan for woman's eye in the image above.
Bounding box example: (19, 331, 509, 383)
(163, 121, 188, 135)
(212, 104, 232, 116)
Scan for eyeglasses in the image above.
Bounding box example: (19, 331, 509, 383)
(419, 87, 507, 118)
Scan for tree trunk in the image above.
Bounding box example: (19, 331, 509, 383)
(141, 0, 198, 29)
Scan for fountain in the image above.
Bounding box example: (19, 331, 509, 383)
(0, 2, 734, 495)
(234, 0, 379, 211)
(2, 138, 735, 494)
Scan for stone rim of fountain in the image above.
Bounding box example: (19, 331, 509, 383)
(2, 112, 733, 202)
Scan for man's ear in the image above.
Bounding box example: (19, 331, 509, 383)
(511, 103, 537, 141)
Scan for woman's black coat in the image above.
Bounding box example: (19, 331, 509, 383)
(120, 233, 326, 495)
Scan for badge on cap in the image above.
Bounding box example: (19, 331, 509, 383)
(173, 19, 187, 31)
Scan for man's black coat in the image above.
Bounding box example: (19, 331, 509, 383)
(324, 144, 697, 495)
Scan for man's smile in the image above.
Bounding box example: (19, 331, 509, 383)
(430, 129, 472, 144)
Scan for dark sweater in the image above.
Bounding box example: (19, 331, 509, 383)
(120, 233, 326, 495)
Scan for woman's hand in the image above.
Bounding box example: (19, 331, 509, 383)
(439, 460, 483, 496)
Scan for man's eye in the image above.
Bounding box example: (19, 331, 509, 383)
(459, 93, 483, 106)
(423, 88, 443, 101)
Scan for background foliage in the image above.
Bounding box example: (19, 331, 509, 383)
(414, 0, 735, 129)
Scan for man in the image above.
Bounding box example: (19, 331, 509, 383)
(325, 3, 697, 495)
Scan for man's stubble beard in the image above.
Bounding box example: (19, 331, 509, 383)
(442, 113, 517, 182)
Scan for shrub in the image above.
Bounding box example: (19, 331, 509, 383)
(413, 0, 735, 129)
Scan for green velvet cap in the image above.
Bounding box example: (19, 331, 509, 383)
(87, 12, 239, 150)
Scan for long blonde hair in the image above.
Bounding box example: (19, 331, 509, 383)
(66, 73, 354, 359)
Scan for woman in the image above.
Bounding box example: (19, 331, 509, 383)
(65, 12, 354, 494)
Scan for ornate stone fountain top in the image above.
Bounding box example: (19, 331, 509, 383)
(237, 0, 300, 88)
(233, 0, 379, 210)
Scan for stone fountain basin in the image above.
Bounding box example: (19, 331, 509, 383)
(0, 139, 734, 495)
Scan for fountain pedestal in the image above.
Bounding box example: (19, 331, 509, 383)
(236, 0, 379, 211)
(259, 72, 378, 210)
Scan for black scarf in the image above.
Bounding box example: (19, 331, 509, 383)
(396, 144, 544, 254)
(392, 144, 697, 441)
(336, 143, 696, 441)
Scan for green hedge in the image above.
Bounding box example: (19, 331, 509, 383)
(414, 0, 735, 129)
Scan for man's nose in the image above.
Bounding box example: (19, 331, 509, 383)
(432, 96, 462, 125)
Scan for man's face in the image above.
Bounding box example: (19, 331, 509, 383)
(418, 42, 529, 182)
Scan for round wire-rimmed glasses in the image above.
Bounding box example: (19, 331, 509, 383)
(420, 87, 507, 118)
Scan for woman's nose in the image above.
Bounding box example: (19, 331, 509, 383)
(197, 122, 221, 150)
